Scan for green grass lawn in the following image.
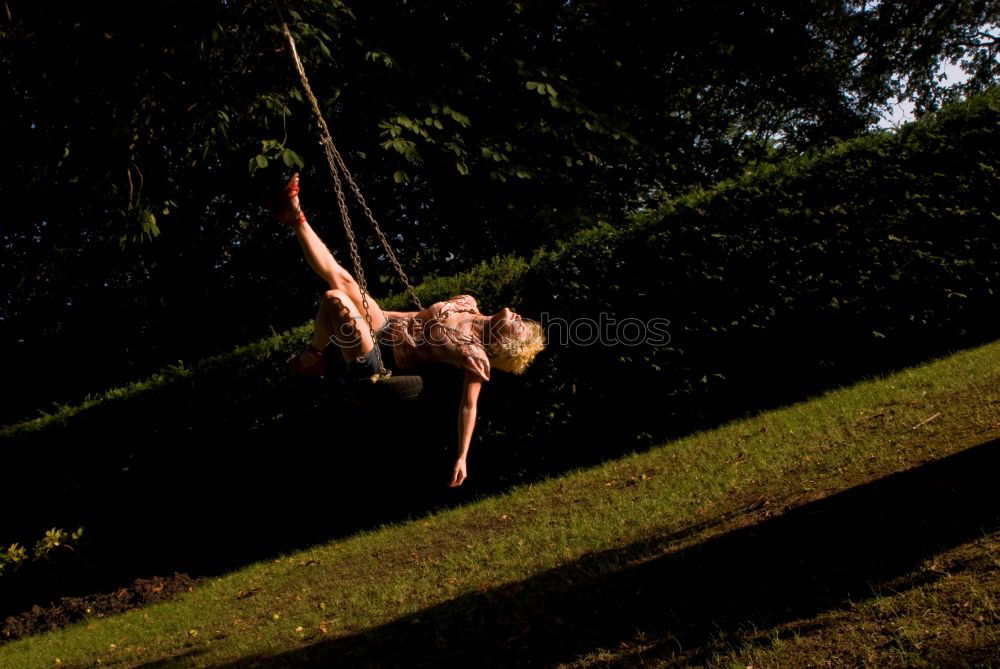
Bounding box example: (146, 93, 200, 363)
(4, 339, 999, 668)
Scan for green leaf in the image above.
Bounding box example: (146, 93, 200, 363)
(142, 210, 160, 238)
(526, 81, 548, 95)
(281, 148, 305, 169)
(456, 161, 469, 175)
(256, 154, 269, 169)
(393, 170, 409, 183)
(448, 109, 471, 127)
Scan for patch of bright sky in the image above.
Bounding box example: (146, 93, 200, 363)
(877, 61, 975, 129)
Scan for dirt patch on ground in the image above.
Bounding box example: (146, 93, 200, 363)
(1, 573, 199, 644)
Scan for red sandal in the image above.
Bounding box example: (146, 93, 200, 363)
(287, 343, 327, 378)
(273, 173, 307, 227)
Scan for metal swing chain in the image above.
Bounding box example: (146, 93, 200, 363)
(322, 140, 388, 379)
(277, 20, 394, 379)
(274, 11, 502, 379)
(326, 142, 424, 312)
(274, 17, 423, 312)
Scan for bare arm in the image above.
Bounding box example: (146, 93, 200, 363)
(450, 371, 483, 487)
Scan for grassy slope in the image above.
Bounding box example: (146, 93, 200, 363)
(3, 339, 998, 668)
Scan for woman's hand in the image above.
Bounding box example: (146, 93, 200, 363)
(449, 457, 468, 487)
(452, 371, 482, 488)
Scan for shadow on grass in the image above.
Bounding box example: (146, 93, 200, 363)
(199, 437, 1000, 668)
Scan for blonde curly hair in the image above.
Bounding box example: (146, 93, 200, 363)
(487, 319, 546, 375)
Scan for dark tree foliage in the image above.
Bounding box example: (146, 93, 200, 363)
(0, 0, 996, 426)
(855, 0, 1000, 115)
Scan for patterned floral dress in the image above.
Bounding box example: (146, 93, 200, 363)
(385, 295, 492, 381)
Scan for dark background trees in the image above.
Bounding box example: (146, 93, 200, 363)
(1, 0, 997, 426)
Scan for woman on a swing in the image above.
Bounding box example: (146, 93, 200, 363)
(276, 174, 546, 488)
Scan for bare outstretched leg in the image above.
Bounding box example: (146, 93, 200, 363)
(282, 174, 386, 329)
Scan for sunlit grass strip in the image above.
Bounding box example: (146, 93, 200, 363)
(2, 339, 999, 668)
